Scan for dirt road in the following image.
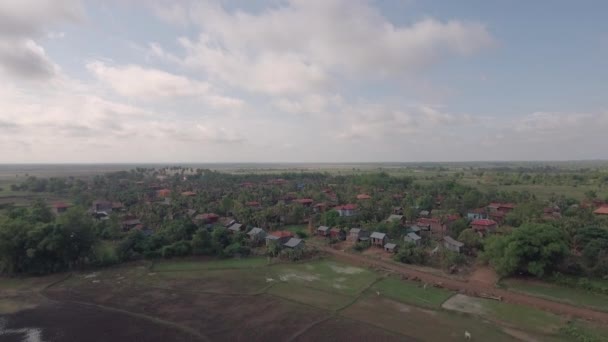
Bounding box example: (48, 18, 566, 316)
(319, 246, 608, 324)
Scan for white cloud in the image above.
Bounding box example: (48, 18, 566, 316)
(0, 0, 83, 37)
(273, 94, 342, 114)
(86, 61, 244, 109)
(153, 0, 493, 95)
(0, 0, 83, 80)
(86, 61, 210, 98)
(0, 38, 58, 79)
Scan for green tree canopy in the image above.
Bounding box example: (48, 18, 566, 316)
(482, 223, 569, 277)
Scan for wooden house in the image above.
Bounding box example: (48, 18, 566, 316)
(348, 228, 369, 242)
(335, 204, 358, 217)
(121, 219, 142, 231)
(52, 202, 70, 215)
(370, 232, 387, 247)
(330, 227, 346, 240)
(471, 219, 498, 235)
(247, 227, 266, 244)
(443, 236, 464, 253)
(593, 206, 608, 216)
(386, 214, 406, 225)
(384, 243, 398, 253)
(317, 226, 330, 237)
(283, 238, 304, 250)
(266, 231, 294, 246)
(404, 232, 421, 246)
(467, 208, 487, 220)
(228, 223, 244, 233)
(194, 213, 220, 224)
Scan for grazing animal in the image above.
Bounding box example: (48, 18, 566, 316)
(423, 283, 428, 290)
(464, 331, 471, 340)
(376, 291, 380, 296)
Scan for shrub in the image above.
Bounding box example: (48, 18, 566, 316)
(353, 240, 370, 252)
(90, 242, 119, 267)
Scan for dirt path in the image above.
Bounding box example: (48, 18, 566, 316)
(319, 246, 608, 324)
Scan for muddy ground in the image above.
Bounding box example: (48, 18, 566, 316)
(0, 302, 199, 342)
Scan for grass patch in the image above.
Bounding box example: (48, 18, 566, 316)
(267, 282, 354, 310)
(502, 278, 608, 313)
(152, 257, 269, 272)
(482, 299, 563, 333)
(371, 277, 454, 309)
(342, 296, 517, 342)
(269, 259, 378, 296)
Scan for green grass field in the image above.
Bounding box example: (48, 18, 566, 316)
(501, 278, 608, 313)
(268, 260, 379, 296)
(370, 277, 454, 309)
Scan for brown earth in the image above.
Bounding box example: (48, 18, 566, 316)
(469, 266, 499, 286)
(0, 302, 200, 342)
(44, 283, 326, 342)
(293, 317, 410, 342)
(319, 246, 608, 324)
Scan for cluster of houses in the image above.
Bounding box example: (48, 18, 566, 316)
(221, 220, 306, 250)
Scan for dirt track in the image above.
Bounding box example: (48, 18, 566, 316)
(319, 246, 608, 324)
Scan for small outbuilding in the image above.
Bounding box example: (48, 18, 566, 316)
(370, 232, 387, 247)
(317, 225, 330, 237)
(384, 243, 398, 253)
(247, 227, 266, 244)
(443, 236, 464, 253)
(228, 223, 244, 233)
(348, 228, 368, 241)
(284, 238, 304, 249)
(404, 232, 421, 246)
(330, 227, 346, 240)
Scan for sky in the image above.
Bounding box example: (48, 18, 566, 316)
(0, 0, 607, 163)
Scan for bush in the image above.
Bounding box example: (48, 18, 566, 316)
(90, 242, 119, 267)
(295, 230, 308, 239)
(224, 242, 251, 257)
(353, 240, 370, 252)
(394, 243, 427, 265)
(161, 240, 192, 258)
(440, 250, 466, 270)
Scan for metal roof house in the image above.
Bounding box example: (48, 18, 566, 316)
(228, 223, 244, 233)
(384, 243, 398, 253)
(283, 238, 304, 249)
(443, 236, 464, 253)
(370, 232, 387, 247)
(317, 225, 330, 236)
(404, 232, 422, 245)
(247, 227, 266, 242)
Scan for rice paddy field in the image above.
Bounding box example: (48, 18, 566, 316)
(2, 257, 608, 341)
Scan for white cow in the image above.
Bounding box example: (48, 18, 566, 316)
(464, 331, 472, 340)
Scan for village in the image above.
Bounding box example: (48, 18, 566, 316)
(2, 165, 608, 341)
(17, 164, 604, 285)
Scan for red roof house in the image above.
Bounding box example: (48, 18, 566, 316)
(195, 213, 220, 223)
(471, 219, 498, 234)
(245, 201, 261, 208)
(181, 191, 196, 197)
(294, 198, 314, 206)
(594, 206, 608, 216)
(416, 218, 445, 237)
(335, 204, 358, 217)
(356, 194, 372, 200)
(52, 202, 70, 214)
(157, 189, 171, 198)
